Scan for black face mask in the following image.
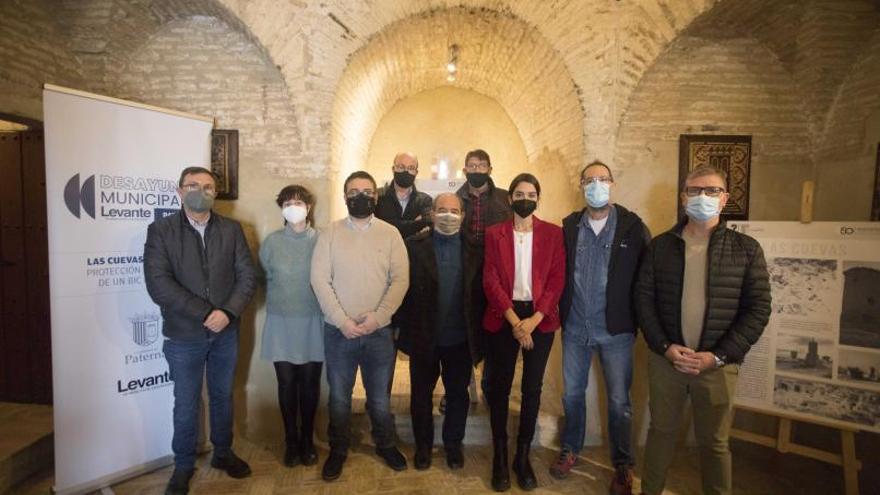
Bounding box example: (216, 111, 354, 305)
(393, 171, 415, 189)
(346, 193, 376, 218)
(511, 199, 537, 219)
(466, 172, 489, 188)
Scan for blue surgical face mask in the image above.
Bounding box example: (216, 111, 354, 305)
(686, 194, 721, 222)
(584, 181, 610, 208)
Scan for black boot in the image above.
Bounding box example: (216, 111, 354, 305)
(300, 436, 318, 466)
(513, 441, 537, 491)
(491, 438, 510, 492)
(283, 441, 301, 467)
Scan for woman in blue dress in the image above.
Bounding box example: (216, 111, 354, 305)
(260, 185, 324, 467)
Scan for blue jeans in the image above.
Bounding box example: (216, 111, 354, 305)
(163, 327, 239, 470)
(324, 324, 396, 454)
(560, 331, 634, 466)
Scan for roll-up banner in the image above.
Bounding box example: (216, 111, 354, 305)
(44, 84, 213, 494)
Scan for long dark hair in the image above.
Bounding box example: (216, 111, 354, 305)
(276, 184, 316, 226)
(508, 173, 541, 197)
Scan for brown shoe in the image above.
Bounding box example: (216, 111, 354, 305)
(609, 465, 634, 495)
(549, 449, 577, 480)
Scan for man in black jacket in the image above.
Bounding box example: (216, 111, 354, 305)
(550, 161, 650, 495)
(144, 167, 257, 495)
(375, 152, 433, 240)
(396, 192, 482, 472)
(636, 165, 771, 495)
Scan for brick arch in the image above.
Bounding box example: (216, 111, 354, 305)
(329, 6, 585, 206)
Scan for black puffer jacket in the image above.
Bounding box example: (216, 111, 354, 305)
(635, 219, 771, 364)
(375, 183, 434, 240)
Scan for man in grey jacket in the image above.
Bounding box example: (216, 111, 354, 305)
(144, 166, 257, 495)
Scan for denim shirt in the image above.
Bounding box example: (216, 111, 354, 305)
(565, 205, 618, 338)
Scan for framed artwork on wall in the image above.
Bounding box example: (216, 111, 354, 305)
(679, 134, 752, 221)
(211, 129, 239, 200)
(872, 142, 880, 221)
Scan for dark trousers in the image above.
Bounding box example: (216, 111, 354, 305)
(409, 341, 473, 448)
(484, 301, 555, 444)
(273, 361, 323, 446)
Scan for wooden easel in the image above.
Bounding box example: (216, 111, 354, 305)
(729, 404, 862, 495)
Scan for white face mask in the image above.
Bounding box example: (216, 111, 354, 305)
(282, 204, 308, 225)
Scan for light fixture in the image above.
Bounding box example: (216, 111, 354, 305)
(446, 44, 459, 81)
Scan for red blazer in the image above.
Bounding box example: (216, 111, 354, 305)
(482, 217, 566, 333)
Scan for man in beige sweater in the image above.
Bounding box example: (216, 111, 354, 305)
(311, 170, 410, 481)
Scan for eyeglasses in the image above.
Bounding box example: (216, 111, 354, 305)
(181, 183, 216, 195)
(464, 162, 490, 172)
(684, 186, 726, 197)
(580, 176, 613, 186)
(392, 165, 418, 173)
(346, 189, 375, 198)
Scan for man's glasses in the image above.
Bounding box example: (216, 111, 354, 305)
(392, 165, 418, 173)
(684, 186, 726, 197)
(580, 176, 613, 186)
(346, 189, 375, 198)
(464, 163, 490, 172)
(181, 183, 216, 194)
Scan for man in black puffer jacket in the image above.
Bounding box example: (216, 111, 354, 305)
(636, 165, 771, 495)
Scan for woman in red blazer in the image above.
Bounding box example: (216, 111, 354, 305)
(482, 173, 565, 492)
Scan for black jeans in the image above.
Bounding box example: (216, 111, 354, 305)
(274, 361, 323, 446)
(409, 341, 473, 448)
(484, 301, 555, 444)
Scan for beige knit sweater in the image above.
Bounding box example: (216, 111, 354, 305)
(310, 216, 409, 329)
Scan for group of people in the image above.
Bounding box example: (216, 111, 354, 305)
(144, 148, 771, 495)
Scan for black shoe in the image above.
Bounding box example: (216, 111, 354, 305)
(322, 451, 346, 481)
(376, 446, 408, 471)
(414, 445, 432, 470)
(211, 452, 251, 479)
(300, 438, 318, 466)
(491, 438, 510, 492)
(513, 442, 537, 491)
(283, 443, 301, 467)
(445, 443, 464, 470)
(164, 468, 194, 495)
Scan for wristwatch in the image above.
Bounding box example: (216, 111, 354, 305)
(713, 353, 725, 368)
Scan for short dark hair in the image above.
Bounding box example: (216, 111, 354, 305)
(343, 170, 377, 192)
(276, 184, 316, 226)
(580, 160, 614, 181)
(178, 166, 217, 187)
(508, 173, 541, 197)
(465, 149, 491, 167)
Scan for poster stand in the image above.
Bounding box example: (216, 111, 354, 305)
(726, 180, 861, 495)
(729, 404, 861, 495)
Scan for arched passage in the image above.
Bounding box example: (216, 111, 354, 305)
(329, 7, 585, 219)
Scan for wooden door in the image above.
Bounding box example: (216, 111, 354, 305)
(0, 130, 51, 404)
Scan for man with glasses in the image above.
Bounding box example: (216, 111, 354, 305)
(311, 171, 410, 481)
(454, 149, 512, 406)
(144, 166, 257, 495)
(636, 165, 771, 495)
(376, 152, 434, 240)
(455, 149, 512, 247)
(551, 161, 650, 495)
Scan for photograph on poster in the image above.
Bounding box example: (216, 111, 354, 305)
(776, 332, 834, 379)
(839, 261, 880, 349)
(773, 375, 880, 429)
(838, 348, 880, 385)
(768, 257, 837, 318)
